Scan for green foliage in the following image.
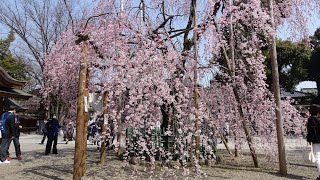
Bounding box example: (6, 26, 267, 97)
(265, 39, 311, 91)
(0, 30, 15, 59)
(308, 47, 320, 82)
(0, 30, 28, 81)
(307, 27, 320, 99)
(0, 56, 28, 81)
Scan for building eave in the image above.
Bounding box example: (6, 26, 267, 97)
(0, 67, 26, 89)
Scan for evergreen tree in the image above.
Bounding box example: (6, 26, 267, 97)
(265, 39, 311, 91)
(308, 28, 320, 100)
(0, 30, 28, 81)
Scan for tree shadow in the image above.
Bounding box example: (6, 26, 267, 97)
(211, 165, 308, 180)
(21, 148, 75, 179)
(23, 169, 64, 180)
(289, 162, 316, 168)
(22, 164, 73, 180)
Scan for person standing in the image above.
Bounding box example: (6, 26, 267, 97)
(306, 104, 320, 180)
(0, 106, 16, 164)
(45, 113, 61, 155)
(6, 115, 22, 160)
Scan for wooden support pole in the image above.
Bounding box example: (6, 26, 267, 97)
(267, 0, 287, 175)
(233, 89, 259, 167)
(81, 66, 90, 176)
(116, 125, 122, 157)
(242, 121, 259, 167)
(100, 91, 108, 165)
(192, 0, 200, 159)
(73, 41, 88, 180)
(120, 0, 123, 14)
(220, 133, 232, 155)
(234, 133, 239, 157)
(116, 95, 123, 157)
(228, 3, 258, 163)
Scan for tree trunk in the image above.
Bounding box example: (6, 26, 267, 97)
(160, 104, 170, 131)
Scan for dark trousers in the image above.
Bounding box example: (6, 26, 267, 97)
(41, 133, 47, 144)
(0, 138, 11, 162)
(45, 135, 58, 154)
(6, 137, 21, 157)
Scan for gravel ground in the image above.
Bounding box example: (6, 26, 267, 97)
(0, 134, 318, 180)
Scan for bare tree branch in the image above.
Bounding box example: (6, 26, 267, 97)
(0, 0, 74, 87)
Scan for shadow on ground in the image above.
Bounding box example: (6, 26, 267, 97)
(13, 146, 317, 180)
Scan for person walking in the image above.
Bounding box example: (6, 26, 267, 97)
(0, 106, 16, 164)
(306, 104, 320, 180)
(45, 113, 61, 155)
(40, 120, 48, 144)
(6, 115, 22, 160)
(64, 122, 74, 144)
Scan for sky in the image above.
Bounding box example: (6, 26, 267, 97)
(277, 11, 320, 40)
(277, 11, 320, 90)
(0, 1, 319, 90)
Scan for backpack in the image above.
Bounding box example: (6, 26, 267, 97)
(0, 112, 13, 135)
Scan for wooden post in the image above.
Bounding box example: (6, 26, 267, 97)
(234, 133, 239, 157)
(192, 0, 200, 159)
(81, 66, 90, 176)
(116, 125, 122, 156)
(233, 89, 259, 167)
(73, 40, 88, 180)
(267, 0, 287, 175)
(220, 133, 232, 155)
(220, 37, 259, 166)
(100, 91, 108, 165)
(116, 95, 123, 157)
(120, 0, 123, 15)
(229, 0, 235, 77)
(229, 0, 238, 159)
(226, 1, 258, 166)
(139, 0, 144, 33)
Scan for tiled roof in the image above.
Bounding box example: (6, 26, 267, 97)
(280, 88, 315, 98)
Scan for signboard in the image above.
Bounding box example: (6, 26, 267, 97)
(104, 114, 108, 125)
(84, 96, 88, 112)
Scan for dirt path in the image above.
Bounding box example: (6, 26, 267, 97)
(0, 134, 318, 180)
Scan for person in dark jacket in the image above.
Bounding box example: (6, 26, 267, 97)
(6, 115, 22, 160)
(0, 106, 16, 164)
(306, 104, 320, 180)
(45, 113, 61, 155)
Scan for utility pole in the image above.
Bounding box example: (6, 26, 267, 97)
(100, 91, 108, 165)
(73, 35, 89, 180)
(267, 0, 287, 175)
